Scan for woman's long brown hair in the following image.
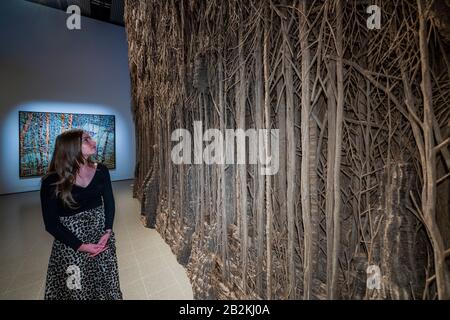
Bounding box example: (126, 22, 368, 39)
(41, 129, 97, 209)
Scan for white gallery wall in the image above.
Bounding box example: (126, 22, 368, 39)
(0, 0, 135, 195)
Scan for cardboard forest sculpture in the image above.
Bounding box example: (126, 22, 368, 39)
(125, 0, 450, 299)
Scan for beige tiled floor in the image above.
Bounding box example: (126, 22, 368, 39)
(0, 179, 193, 300)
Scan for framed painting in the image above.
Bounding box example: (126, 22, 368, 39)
(19, 111, 116, 178)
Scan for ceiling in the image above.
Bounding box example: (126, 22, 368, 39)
(25, 0, 124, 26)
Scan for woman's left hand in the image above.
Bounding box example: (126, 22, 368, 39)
(88, 230, 111, 257)
(97, 230, 111, 248)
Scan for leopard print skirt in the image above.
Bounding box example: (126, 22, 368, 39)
(44, 205, 123, 300)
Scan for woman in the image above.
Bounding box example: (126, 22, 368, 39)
(40, 129, 122, 300)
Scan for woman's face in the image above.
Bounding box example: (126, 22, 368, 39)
(81, 132, 97, 159)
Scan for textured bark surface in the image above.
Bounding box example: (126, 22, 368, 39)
(140, 155, 159, 228)
(124, 0, 450, 299)
(370, 164, 427, 299)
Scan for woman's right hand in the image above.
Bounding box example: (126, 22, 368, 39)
(78, 243, 108, 257)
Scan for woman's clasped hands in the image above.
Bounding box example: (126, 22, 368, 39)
(77, 229, 111, 257)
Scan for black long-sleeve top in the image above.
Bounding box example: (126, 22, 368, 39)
(40, 162, 115, 251)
